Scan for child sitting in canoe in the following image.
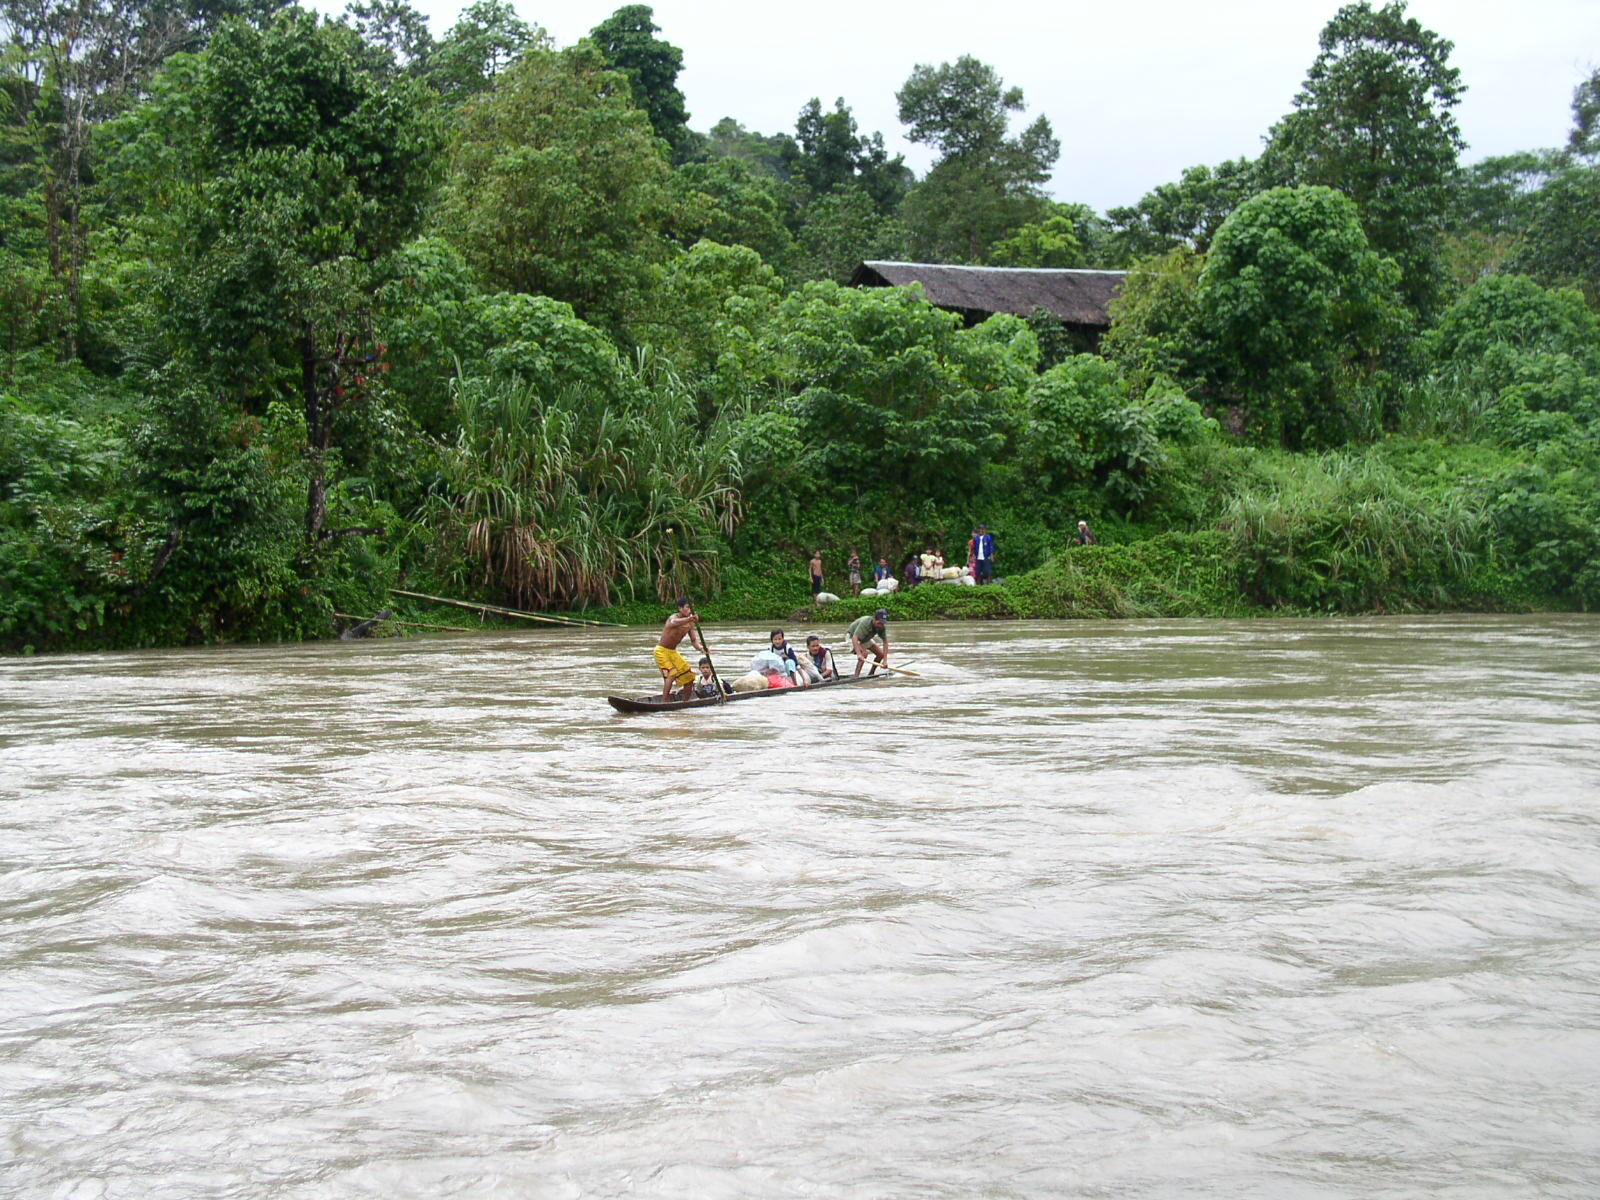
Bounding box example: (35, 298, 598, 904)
(693, 656, 733, 699)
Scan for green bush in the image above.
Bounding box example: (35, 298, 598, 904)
(1199, 186, 1410, 448)
(1007, 531, 1243, 618)
(1018, 355, 1181, 508)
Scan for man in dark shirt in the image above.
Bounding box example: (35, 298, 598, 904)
(846, 609, 890, 676)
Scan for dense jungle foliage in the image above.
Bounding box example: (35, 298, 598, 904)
(3, 0, 1599, 652)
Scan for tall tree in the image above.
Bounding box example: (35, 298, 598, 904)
(784, 97, 909, 214)
(1512, 166, 1600, 305)
(1104, 158, 1261, 262)
(587, 4, 692, 161)
(1199, 186, 1408, 448)
(124, 8, 440, 544)
(702, 116, 792, 180)
(1263, 1, 1464, 316)
(794, 186, 907, 282)
(771, 282, 1034, 522)
(894, 56, 1058, 262)
(0, 0, 279, 358)
(897, 55, 1045, 160)
(1441, 150, 1560, 289)
(986, 208, 1083, 268)
(1568, 66, 1600, 162)
(343, 0, 435, 76)
(438, 42, 671, 333)
(425, 0, 535, 100)
(665, 157, 794, 266)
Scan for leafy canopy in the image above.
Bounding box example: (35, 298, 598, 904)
(438, 41, 671, 333)
(1199, 185, 1408, 448)
(895, 56, 1059, 263)
(764, 282, 1035, 522)
(587, 4, 692, 159)
(1264, 1, 1464, 315)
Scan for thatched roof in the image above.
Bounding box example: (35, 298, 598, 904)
(852, 261, 1127, 328)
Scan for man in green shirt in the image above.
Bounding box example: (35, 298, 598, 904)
(847, 609, 890, 677)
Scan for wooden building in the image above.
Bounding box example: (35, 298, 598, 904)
(851, 261, 1127, 338)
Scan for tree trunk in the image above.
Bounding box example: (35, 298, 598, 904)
(63, 132, 83, 361)
(302, 327, 329, 544)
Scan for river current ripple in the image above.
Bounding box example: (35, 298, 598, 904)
(2, 615, 1598, 1198)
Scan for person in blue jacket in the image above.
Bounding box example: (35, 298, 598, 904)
(971, 524, 997, 584)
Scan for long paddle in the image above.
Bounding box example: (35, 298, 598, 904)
(837, 643, 920, 677)
(857, 660, 920, 677)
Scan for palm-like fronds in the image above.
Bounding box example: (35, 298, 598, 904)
(425, 350, 741, 609)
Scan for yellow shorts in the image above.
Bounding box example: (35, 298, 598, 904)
(654, 645, 694, 686)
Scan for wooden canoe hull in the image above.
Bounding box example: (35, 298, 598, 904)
(606, 671, 886, 714)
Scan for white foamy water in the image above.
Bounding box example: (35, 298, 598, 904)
(2, 615, 1598, 1198)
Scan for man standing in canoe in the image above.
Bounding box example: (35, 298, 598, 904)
(847, 608, 890, 676)
(655, 596, 707, 701)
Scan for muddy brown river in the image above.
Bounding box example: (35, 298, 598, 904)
(3, 615, 1598, 1198)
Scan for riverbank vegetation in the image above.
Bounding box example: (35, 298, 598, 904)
(3, 1, 1598, 652)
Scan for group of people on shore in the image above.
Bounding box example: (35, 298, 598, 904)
(811, 524, 1001, 597)
(653, 598, 890, 701)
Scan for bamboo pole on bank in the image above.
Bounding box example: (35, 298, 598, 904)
(387, 589, 627, 628)
(333, 612, 478, 634)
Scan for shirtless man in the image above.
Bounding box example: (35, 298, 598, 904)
(655, 596, 707, 701)
(809, 551, 824, 597)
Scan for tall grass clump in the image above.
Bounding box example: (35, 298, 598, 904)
(1220, 453, 1488, 611)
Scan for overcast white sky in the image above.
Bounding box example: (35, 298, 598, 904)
(355, 0, 1600, 212)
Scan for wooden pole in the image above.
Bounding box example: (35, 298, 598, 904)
(387, 588, 625, 628)
(333, 612, 477, 634)
(836, 644, 920, 676)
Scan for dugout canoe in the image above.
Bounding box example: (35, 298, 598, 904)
(607, 671, 890, 714)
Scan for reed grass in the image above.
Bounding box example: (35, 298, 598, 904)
(1219, 453, 1486, 611)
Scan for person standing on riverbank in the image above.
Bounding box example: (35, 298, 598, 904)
(847, 549, 862, 597)
(654, 597, 706, 701)
(1077, 521, 1096, 546)
(809, 550, 824, 597)
(972, 524, 996, 583)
